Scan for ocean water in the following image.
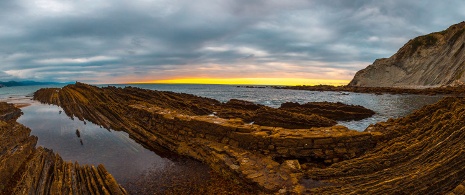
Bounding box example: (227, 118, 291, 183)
(110, 84, 444, 131)
(1, 84, 444, 131)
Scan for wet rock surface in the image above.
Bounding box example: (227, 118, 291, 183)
(0, 102, 127, 194)
(280, 101, 375, 121)
(33, 83, 380, 193)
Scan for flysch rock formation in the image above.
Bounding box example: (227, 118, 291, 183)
(33, 83, 380, 193)
(32, 83, 465, 194)
(0, 102, 127, 194)
(349, 21, 465, 88)
(304, 97, 465, 194)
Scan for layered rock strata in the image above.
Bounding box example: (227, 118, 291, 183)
(303, 97, 465, 194)
(349, 21, 465, 88)
(0, 102, 127, 194)
(33, 83, 380, 193)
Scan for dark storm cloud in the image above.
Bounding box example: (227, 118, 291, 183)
(0, 0, 464, 83)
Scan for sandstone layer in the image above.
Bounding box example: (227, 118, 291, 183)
(0, 102, 127, 194)
(33, 83, 380, 193)
(349, 21, 465, 88)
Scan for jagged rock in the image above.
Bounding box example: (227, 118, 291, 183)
(349, 21, 465, 88)
(0, 102, 127, 194)
(280, 101, 375, 121)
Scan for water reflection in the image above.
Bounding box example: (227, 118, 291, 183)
(18, 103, 170, 183)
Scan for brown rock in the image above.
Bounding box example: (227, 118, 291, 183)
(280, 101, 375, 121)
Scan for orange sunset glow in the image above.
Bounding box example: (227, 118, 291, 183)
(132, 78, 350, 86)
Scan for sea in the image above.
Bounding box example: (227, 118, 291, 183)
(0, 84, 445, 191)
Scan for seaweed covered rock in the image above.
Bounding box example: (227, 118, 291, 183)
(253, 107, 337, 128)
(280, 101, 375, 121)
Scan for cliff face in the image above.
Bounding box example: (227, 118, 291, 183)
(349, 21, 465, 88)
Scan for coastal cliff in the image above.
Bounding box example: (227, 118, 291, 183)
(0, 102, 127, 194)
(349, 21, 465, 88)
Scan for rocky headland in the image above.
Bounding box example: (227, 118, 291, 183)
(33, 83, 380, 193)
(349, 21, 465, 88)
(0, 102, 127, 194)
(31, 82, 465, 194)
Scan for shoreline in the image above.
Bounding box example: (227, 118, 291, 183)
(0, 96, 36, 108)
(272, 85, 465, 95)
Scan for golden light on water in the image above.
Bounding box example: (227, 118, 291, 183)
(132, 78, 349, 86)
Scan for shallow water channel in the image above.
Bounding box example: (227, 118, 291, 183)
(17, 103, 170, 183)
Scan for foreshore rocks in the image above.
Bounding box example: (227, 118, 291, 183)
(303, 97, 465, 194)
(33, 82, 465, 194)
(0, 102, 127, 194)
(33, 83, 380, 193)
(215, 99, 338, 129)
(280, 101, 375, 121)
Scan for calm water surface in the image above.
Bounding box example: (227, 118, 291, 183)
(17, 102, 170, 183)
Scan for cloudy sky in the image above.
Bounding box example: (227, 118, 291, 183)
(1, 0, 464, 84)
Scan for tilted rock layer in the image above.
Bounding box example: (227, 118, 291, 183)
(33, 83, 380, 193)
(33, 83, 465, 194)
(0, 102, 127, 194)
(349, 21, 465, 88)
(305, 97, 465, 194)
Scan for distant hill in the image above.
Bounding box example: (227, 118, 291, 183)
(349, 21, 465, 88)
(0, 81, 71, 87)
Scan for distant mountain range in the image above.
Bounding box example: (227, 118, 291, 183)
(0, 81, 71, 87)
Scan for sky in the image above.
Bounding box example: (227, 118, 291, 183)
(0, 0, 464, 85)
